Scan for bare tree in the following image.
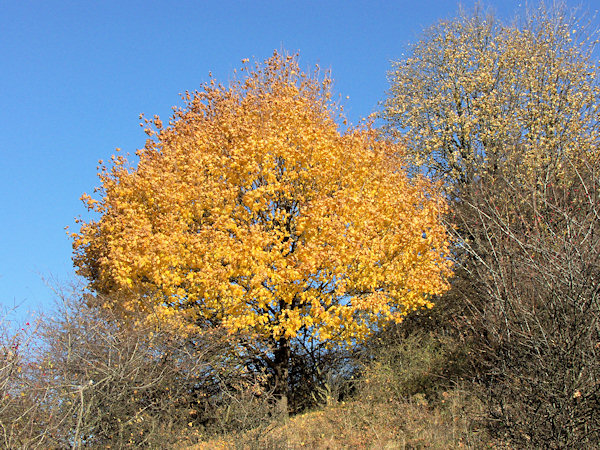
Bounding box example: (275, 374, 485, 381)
(448, 149, 600, 446)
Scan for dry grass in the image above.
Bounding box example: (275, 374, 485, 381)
(189, 388, 498, 449)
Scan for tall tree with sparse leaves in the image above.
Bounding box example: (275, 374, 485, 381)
(384, 3, 600, 192)
(384, 4, 600, 445)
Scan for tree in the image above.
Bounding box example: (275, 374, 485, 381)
(383, 4, 600, 445)
(72, 52, 452, 405)
(383, 3, 600, 191)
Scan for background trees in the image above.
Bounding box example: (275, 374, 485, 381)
(71, 52, 452, 407)
(384, 4, 600, 191)
(384, 3, 600, 446)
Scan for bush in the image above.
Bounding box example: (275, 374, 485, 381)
(357, 328, 468, 402)
(0, 290, 289, 448)
(450, 154, 600, 447)
(0, 309, 54, 448)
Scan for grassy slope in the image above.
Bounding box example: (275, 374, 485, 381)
(189, 390, 502, 449)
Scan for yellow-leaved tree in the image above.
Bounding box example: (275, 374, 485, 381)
(72, 52, 452, 403)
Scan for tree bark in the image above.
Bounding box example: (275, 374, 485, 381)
(273, 336, 290, 415)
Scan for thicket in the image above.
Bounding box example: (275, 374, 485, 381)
(384, 2, 600, 447)
(0, 299, 487, 449)
(1, 293, 285, 447)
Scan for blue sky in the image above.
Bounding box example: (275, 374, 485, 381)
(0, 0, 594, 321)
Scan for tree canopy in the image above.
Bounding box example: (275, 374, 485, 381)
(384, 4, 600, 190)
(72, 52, 451, 355)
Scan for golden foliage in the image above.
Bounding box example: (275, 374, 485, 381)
(72, 51, 452, 344)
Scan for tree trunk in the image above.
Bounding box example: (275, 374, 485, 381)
(273, 336, 290, 415)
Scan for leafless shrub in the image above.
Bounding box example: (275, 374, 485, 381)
(0, 308, 54, 448)
(450, 152, 600, 447)
(0, 289, 286, 448)
(46, 292, 286, 447)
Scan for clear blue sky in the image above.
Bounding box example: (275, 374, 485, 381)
(0, 0, 593, 321)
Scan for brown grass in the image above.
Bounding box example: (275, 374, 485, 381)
(189, 388, 500, 449)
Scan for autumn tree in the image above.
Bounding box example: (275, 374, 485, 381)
(383, 3, 600, 191)
(384, 4, 600, 445)
(72, 52, 452, 406)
